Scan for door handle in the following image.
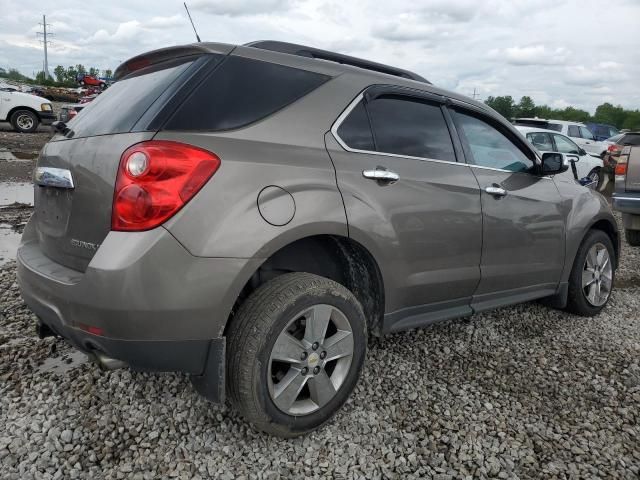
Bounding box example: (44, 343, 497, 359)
(485, 186, 507, 197)
(362, 169, 399, 183)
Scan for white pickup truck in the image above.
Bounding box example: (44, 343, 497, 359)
(0, 87, 56, 133)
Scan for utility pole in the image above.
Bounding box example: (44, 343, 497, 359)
(37, 15, 53, 80)
(472, 88, 480, 100)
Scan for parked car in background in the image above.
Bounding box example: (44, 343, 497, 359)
(58, 104, 85, 122)
(76, 73, 107, 89)
(514, 118, 606, 158)
(18, 41, 619, 437)
(516, 126, 604, 187)
(602, 132, 640, 170)
(585, 122, 620, 141)
(0, 88, 55, 133)
(612, 146, 640, 246)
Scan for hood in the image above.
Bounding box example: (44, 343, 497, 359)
(6, 90, 51, 104)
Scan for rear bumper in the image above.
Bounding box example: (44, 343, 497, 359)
(17, 218, 259, 400)
(612, 193, 640, 215)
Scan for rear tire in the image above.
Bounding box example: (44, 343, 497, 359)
(626, 229, 640, 247)
(10, 110, 39, 133)
(226, 272, 367, 437)
(587, 168, 601, 190)
(565, 230, 615, 316)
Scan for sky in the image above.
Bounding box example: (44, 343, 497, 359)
(0, 0, 639, 113)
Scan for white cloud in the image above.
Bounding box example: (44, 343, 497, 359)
(0, 0, 638, 112)
(190, 0, 294, 17)
(489, 45, 571, 66)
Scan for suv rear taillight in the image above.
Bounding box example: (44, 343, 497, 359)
(112, 140, 220, 231)
(608, 144, 622, 156)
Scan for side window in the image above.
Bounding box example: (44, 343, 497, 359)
(336, 101, 375, 151)
(526, 132, 553, 152)
(553, 134, 581, 154)
(548, 123, 562, 132)
(454, 111, 534, 172)
(164, 56, 329, 131)
(579, 126, 595, 140)
(366, 96, 456, 161)
(567, 125, 580, 138)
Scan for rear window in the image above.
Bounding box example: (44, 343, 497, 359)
(163, 56, 330, 131)
(366, 96, 456, 161)
(67, 57, 197, 139)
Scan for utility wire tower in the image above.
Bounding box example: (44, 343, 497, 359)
(36, 15, 54, 80)
(472, 88, 480, 100)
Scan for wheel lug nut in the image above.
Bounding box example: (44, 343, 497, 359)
(301, 367, 308, 376)
(320, 351, 326, 359)
(313, 366, 320, 375)
(312, 342, 319, 350)
(300, 351, 308, 361)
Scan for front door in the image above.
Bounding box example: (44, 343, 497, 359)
(450, 107, 565, 310)
(326, 90, 483, 329)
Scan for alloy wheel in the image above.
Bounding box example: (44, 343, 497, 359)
(268, 304, 354, 415)
(582, 242, 612, 307)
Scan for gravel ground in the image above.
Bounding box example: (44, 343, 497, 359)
(1, 212, 639, 479)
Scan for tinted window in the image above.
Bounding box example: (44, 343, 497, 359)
(455, 111, 533, 172)
(553, 134, 581, 154)
(579, 126, 595, 140)
(547, 123, 562, 132)
(337, 101, 374, 151)
(567, 125, 580, 137)
(621, 134, 640, 146)
(526, 132, 553, 152)
(165, 56, 329, 131)
(68, 57, 197, 139)
(366, 96, 455, 161)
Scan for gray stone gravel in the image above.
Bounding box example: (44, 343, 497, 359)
(1, 216, 639, 479)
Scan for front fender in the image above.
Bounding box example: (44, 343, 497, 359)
(556, 180, 618, 283)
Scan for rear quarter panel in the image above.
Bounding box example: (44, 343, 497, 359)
(157, 75, 360, 259)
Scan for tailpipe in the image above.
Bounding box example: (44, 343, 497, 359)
(92, 351, 127, 371)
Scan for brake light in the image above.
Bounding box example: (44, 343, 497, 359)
(615, 163, 627, 176)
(112, 141, 220, 231)
(608, 144, 621, 154)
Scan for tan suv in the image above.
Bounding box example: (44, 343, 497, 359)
(18, 41, 619, 436)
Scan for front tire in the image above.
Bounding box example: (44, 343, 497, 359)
(626, 229, 640, 247)
(226, 272, 367, 437)
(565, 230, 615, 316)
(10, 110, 39, 133)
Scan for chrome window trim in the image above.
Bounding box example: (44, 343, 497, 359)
(330, 92, 547, 176)
(330, 93, 466, 168)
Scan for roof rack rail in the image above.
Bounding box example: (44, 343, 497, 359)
(245, 40, 430, 84)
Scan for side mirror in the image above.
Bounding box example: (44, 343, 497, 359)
(578, 148, 587, 156)
(541, 152, 570, 175)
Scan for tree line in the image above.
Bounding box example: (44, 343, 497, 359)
(485, 95, 640, 130)
(0, 65, 113, 88)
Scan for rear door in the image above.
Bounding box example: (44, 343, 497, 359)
(449, 106, 565, 310)
(326, 87, 482, 328)
(33, 55, 208, 271)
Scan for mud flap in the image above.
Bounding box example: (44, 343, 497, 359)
(190, 337, 226, 403)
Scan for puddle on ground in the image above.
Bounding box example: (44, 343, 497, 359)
(0, 223, 21, 266)
(0, 182, 34, 206)
(36, 350, 88, 374)
(0, 150, 36, 162)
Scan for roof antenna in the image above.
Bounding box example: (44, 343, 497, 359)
(184, 2, 201, 42)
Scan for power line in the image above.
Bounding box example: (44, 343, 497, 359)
(36, 15, 54, 79)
